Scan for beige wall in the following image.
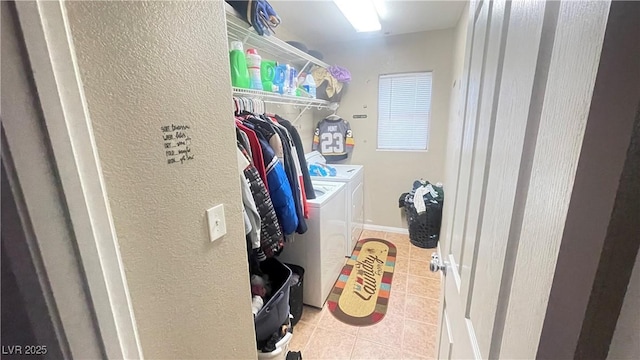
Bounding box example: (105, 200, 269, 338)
(451, 4, 470, 89)
(65, 2, 256, 359)
(608, 251, 640, 359)
(440, 4, 468, 247)
(443, 3, 469, 187)
(320, 30, 455, 228)
(268, 106, 322, 149)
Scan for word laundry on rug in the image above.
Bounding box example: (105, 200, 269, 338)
(326, 238, 397, 326)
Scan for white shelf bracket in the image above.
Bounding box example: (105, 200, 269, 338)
(242, 27, 251, 44)
(300, 60, 311, 75)
(292, 103, 313, 125)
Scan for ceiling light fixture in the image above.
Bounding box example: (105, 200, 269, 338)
(333, 0, 381, 33)
(373, 0, 387, 18)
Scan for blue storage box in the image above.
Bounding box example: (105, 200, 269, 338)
(254, 258, 292, 342)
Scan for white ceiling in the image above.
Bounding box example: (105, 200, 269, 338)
(271, 0, 467, 49)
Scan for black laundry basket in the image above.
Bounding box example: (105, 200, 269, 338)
(405, 201, 443, 249)
(401, 183, 444, 249)
(254, 258, 292, 342)
(285, 264, 304, 327)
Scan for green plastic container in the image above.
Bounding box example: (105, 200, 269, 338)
(229, 41, 250, 89)
(261, 59, 277, 92)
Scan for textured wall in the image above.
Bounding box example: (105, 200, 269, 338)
(322, 30, 455, 228)
(65, 1, 256, 358)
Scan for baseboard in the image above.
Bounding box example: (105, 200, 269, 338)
(363, 224, 409, 235)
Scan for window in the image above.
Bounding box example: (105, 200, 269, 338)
(377, 72, 432, 151)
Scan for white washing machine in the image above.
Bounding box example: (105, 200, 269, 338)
(306, 151, 364, 257)
(277, 181, 347, 308)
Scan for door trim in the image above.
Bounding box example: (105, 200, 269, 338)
(13, 1, 142, 358)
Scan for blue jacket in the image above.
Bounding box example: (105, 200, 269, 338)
(258, 138, 298, 235)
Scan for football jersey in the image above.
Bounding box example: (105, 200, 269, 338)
(312, 117, 355, 162)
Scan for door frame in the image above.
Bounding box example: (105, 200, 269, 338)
(4, 1, 142, 358)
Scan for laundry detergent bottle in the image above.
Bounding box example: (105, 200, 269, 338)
(246, 48, 263, 90)
(273, 64, 288, 94)
(229, 41, 250, 88)
(286, 66, 298, 96)
(303, 74, 317, 98)
(261, 59, 277, 92)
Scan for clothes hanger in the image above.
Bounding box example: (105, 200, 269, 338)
(326, 111, 340, 120)
(233, 97, 240, 114)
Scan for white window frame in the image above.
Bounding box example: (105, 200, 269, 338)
(377, 71, 433, 152)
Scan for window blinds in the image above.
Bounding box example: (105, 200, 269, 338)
(377, 72, 432, 150)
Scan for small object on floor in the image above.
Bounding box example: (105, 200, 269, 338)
(286, 351, 302, 360)
(327, 238, 396, 326)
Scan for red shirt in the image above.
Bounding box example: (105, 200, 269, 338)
(236, 121, 268, 190)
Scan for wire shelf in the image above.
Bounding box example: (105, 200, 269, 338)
(225, 5, 330, 70)
(232, 87, 332, 109)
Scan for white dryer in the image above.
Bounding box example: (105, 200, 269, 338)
(306, 151, 364, 257)
(277, 181, 347, 308)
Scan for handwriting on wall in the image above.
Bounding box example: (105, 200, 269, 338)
(161, 124, 194, 165)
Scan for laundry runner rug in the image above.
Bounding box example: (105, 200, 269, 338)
(327, 238, 397, 326)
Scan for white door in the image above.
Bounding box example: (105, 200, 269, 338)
(437, 1, 500, 357)
(434, 0, 598, 358)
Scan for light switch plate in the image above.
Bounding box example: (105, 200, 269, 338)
(206, 204, 226, 242)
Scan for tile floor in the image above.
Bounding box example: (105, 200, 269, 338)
(289, 230, 441, 360)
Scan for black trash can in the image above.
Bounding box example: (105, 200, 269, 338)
(285, 263, 304, 327)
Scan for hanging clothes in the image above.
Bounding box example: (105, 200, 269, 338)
(238, 149, 261, 251)
(238, 142, 284, 258)
(270, 122, 307, 232)
(275, 115, 316, 200)
(241, 117, 298, 235)
(237, 129, 252, 160)
(237, 122, 268, 189)
(242, 113, 285, 162)
(312, 116, 355, 162)
(256, 136, 298, 235)
(270, 117, 309, 221)
(240, 177, 260, 250)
